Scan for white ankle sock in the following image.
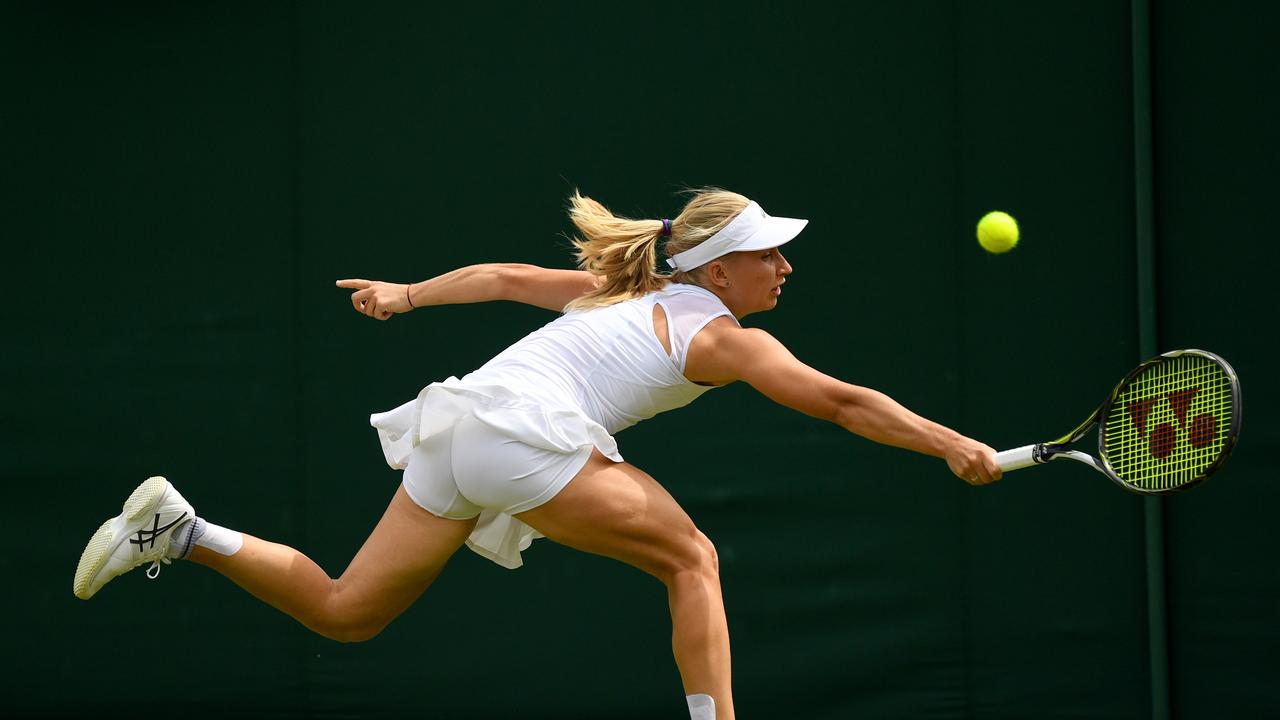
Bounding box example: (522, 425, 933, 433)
(687, 694, 715, 720)
(169, 516, 243, 557)
(195, 521, 243, 556)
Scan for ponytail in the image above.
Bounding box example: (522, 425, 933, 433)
(564, 191, 669, 311)
(562, 187, 751, 311)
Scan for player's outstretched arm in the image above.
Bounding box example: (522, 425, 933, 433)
(336, 264, 600, 320)
(687, 322, 1001, 484)
(490, 264, 602, 311)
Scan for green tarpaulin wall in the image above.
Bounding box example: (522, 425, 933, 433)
(4, 2, 1276, 718)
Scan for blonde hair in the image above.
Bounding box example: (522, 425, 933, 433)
(564, 187, 751, 311)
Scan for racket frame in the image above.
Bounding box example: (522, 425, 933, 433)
(994, 349, 1241, 495)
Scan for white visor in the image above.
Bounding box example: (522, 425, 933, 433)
(665, 200, 808, 272)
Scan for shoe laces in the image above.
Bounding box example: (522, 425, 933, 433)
(145, 557, 172, 580)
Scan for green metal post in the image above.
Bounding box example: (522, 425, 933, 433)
(1132, 1, 1170, 718)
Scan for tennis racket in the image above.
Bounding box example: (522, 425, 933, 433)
(994, 349, 1241, 494)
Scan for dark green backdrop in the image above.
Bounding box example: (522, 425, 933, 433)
(4, 2, 1276, 718)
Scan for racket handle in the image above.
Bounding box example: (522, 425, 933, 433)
(995, 444, 1042, 472)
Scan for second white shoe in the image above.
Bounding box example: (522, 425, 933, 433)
(73, 476, 195, 600)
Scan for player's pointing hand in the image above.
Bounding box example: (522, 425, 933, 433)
(336, 278, 414, 321)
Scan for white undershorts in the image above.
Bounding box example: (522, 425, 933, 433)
(401, 413, 594, 520)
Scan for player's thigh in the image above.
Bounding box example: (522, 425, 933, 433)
(334, 485, 477, 623)
(514, 450, 711, 581)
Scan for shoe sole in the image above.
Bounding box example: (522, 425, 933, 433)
(73, 476, 168, 600)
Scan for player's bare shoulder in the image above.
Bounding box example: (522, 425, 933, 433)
(683, 317, 768, 386)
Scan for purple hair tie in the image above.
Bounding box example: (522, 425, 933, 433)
(660, 218, 672, 237)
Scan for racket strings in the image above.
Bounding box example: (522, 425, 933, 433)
(1102, 354, 1235, 490)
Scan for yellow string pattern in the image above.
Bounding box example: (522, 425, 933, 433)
(1102, 354, 1233, 491)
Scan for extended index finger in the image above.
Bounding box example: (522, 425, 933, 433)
(335, 279, 371, 289)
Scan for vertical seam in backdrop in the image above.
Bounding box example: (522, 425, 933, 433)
(1131, 1, 1171, 719)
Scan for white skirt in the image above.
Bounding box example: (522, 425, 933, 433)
(370, 377, 623, 569)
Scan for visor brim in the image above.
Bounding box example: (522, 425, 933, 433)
(735, 216, 809, 252)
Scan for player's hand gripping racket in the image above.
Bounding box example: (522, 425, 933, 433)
(995, 349, 1241, 494)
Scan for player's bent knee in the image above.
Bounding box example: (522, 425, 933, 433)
(654, 527, 719, 586)
(308, 614, 388, 644)
(697, 530, 719, 575)
(298, 588, 393, 643)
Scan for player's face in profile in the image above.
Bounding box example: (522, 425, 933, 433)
(721, 246, 792, 315)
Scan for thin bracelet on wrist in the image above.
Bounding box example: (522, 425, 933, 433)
(406, 283, 416, 309)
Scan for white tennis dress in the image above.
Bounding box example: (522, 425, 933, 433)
(370, 282, 739, 569)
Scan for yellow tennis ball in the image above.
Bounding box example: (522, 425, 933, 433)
(976, 211, 1019, 253)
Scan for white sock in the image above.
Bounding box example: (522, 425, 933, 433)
(169, 516, 244, 557)
(687, 694, 715, 720)
(195, 521, 244, 556)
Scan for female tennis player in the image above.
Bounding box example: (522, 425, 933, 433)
(74, 188, 1001, 720)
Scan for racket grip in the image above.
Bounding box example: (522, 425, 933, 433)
(995, 444, 1041, 472)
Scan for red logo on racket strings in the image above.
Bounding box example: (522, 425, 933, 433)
(1127, 389, 1217, 459)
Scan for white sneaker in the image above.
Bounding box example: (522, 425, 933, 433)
(73, 476, 195, 600)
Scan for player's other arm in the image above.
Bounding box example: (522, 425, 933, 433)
(336, 264, 600, 319)
(490, 264, 602, 311)
(690, 323, 1001, 483)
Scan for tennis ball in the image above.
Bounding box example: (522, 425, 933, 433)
(976, 211, 1019, 254)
